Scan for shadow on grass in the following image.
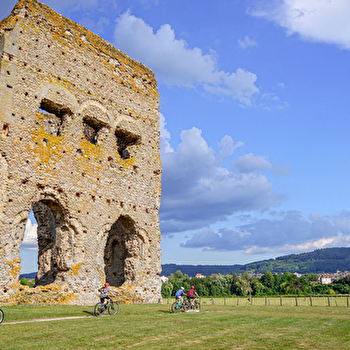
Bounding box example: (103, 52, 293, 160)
(83, 310, 94, 316)
(158, 309, 172, 314)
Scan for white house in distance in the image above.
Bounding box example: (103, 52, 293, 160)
(319, 274, 332, 285)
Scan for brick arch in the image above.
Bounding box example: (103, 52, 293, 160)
(79, 100, 111, 146)
(36, 83, 78, 138)
(36, 83, 79, 114)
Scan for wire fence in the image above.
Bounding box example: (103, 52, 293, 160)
(163, 295, 350, 307)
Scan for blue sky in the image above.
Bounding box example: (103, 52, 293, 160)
(2, 0, 350, 272)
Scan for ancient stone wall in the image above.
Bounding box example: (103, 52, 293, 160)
(0, 0, 162, 305)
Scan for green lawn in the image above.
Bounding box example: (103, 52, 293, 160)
(0, 303, 349, 349)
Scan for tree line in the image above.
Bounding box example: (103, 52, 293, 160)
(161, 270, 350, 297)
(161, 248, 350, 276)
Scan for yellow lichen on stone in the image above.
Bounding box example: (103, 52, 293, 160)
(70, 262, 82, 276)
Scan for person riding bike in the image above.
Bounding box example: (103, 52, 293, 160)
(186, 285, 199, 305)
(174, 286, 186, 304)
(99, 282, 115, 305)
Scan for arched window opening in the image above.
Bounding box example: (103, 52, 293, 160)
(115, 128, 140, 160)
(39, 98, 71, 136)
(82, 116, 107, 145)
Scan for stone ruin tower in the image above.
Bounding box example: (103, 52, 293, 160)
(0, 0, 162, 304)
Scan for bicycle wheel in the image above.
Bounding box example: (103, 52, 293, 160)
(0, 309, 4, 324)
(171, 301, 181, 313)
(183, 299, 191, 310)
(194, 301, 201, 311)
(108, 301, 119, 315)
(94, 302, 105, 316)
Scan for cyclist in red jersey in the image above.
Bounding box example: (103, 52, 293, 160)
(186, 285, 199, 305)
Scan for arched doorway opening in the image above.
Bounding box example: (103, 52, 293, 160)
(33, 201, 60, 286)
(19, 199, 72, 286)
(104, 216, 143, 287)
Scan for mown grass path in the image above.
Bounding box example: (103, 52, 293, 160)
(0, 304, 349, 349)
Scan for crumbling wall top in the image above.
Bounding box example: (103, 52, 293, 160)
(0, 0, 156, 86)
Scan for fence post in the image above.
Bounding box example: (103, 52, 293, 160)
(310, 296, 312, 306)
(265, 297, 267, 306)
(280, 296, 282, 306)
(347, 297, 349, 307)
(212, 298, 214, 305)
(224, 297, 226, 306)
(167, 297, 170, 304)
(237, 297, 239, 306)
(295, 297, 298, 306)
(328, 296, 330, 307)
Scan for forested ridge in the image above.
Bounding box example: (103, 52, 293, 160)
(161, 247, 350, 277)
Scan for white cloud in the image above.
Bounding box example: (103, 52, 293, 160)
(233, 153, 272, 173)
(160, 124, 281, 234)
(22, 219, 38, 251)
(159, 113, 174, 153)
(217, 135, 244, 160)
(238, 35, 258, 49)
(250, 0, 350, 49)
(273, 164, 292, 176)
(181, 210, 350, 254)
(114, 12, 259, 105)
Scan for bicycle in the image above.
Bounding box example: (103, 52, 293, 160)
(0, 309, 4, 324)
(94, 299, 119, 317)
(186, 299, 201, 312)
(171, 298, 190, 313)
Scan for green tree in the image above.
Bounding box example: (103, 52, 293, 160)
(209, 274, 225, 296)
(303, 273, 319, 282)
(260, 271, 276, 294)
(168, 270, 191, 294)
(161, 281, 173, 297)
(239, 272, 251, 296)
(228, 273, 241, 295)
(251, 277, 264, 295)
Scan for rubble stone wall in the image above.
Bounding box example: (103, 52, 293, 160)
(0, 0, 162, 305)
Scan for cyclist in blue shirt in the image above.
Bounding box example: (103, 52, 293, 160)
(175, 286, 185, 304)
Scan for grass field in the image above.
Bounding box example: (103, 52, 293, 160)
(0, 302, 349, 349)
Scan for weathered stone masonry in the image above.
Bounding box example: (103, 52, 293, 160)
(0, 0, 162, 304)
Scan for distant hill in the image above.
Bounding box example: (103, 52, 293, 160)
(19, 272, 37, 279)
(161, 247, 350, 277)
(20, 247, 350, 280)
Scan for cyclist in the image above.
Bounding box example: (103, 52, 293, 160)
(187, 285, 199, 305)
(99, 282, 114, 305)
(174, 286, 186, 304)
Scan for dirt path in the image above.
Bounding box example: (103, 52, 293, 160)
(2, 315, 93, 325)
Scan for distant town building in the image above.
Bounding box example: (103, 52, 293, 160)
(195, 273, 206, 279)
(320, 274, 332, 285)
